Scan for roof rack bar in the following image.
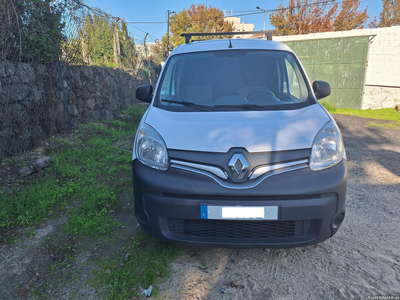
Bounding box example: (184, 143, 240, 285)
(181, 30, 275, 44)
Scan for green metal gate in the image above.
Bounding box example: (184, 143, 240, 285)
(284, 36, 371, 109)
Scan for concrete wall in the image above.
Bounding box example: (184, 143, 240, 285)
(275, 26, 400, 109)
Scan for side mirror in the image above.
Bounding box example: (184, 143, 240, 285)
(313, 81, 331, 100)
(136, 84, 153, 103)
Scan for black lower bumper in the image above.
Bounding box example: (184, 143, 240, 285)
(132, 159, 347, 248)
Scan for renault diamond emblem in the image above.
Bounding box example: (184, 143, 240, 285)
(228, 154, 249, 180)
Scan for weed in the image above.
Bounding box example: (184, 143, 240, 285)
(43, 235, 77, 271)
(0, 177, 70, 228)
(26, 226, 36, 238)
(91, 229, 182, 299)
(123, 106, 147, 125)
(108, 120, 128, 129)
(319, 100, 337, 112)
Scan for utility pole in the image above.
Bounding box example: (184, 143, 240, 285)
(113, 19, 120, 64)
(256, 6, 267, 31)
(113, 18, 127, 109)
(166, 10, 175, 57)
(143, 33, 152, 86)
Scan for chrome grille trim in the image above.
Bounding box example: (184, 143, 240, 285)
(249, 159, 309, 179)
(170, 162, 308, 190)
(170, 159, 228, 179)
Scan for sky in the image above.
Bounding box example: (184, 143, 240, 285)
(86, 0, 383, 44)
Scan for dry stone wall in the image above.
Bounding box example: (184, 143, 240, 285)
(0, 60, 153, 157)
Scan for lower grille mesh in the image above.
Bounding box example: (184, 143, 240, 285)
(167, 219, 313, 239)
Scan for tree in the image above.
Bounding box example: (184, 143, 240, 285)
(270, 0, 368, 36)
(119, 20, 136, 69)
(150, 40, 165, 66)
(370, 0, 400, 28)
(161, 4, 234, 51)
(11, 0, 65, 63)
(333, 0, 368, 31)
(74, 15, 135, 68)
(270, 0, 339, 35)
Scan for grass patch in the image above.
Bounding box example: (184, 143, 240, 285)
(91, 229, 182, 299)
(0, 105, 183, 299)
(365, 121, 400, 130)
(0, 178, 74, 229)
(333, 108, 400, 130)
(333, 108, 400, 122)
(319, 103, 400, 130)
(0, 105, 146, 236)
(319, 100, 337, 113)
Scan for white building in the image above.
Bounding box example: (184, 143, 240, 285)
(224, 16, 255, 39)
(134, 43, 156, 58)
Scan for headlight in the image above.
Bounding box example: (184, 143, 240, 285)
(310, 121, 345, 171)
(135, 123, 169, 171)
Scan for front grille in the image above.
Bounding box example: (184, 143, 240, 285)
(167, 219, 314, 239)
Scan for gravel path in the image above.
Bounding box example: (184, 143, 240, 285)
(156, 114, 400, 300)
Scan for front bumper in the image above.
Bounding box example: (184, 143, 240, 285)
(132, 159, 347, 248)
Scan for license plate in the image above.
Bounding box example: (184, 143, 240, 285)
(200, 205, 278, 220)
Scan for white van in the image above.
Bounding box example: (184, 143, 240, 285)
(133, 34, 347, 248)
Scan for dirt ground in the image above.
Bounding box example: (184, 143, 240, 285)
(156, 115, 400, 300)
(1, 114, 399, 299)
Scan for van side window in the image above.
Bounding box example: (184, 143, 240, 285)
(285, 59, 301, 99)
(160, 60, 177, 99)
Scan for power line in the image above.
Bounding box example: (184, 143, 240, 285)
(125, 0, 342, 25)
(126, 21, 167, 24)
(229, 0, 341, 18)
(128, 24, 158, 41)
(70, 0, 119, 20)
(68, 0, 160, 45)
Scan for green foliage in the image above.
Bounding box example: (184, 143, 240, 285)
(141, 68, 149, 77)
(123, 105, 147, 124)
(119, 21, 136, 68)
(66, 15, 135, 67)
(79, 14, 114, 65)
(91, 230, 182, 299)
(320, 100, 337, 112)
(2, 1, 136, 66)
(14, 0, 65, 63)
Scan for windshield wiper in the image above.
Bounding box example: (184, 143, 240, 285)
(213, 104, 282, 110)
(161, 99, 214, 111)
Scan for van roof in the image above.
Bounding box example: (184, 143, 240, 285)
(171, 39, 293, 55)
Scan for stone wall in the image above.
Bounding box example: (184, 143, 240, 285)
(0, 60, 154, 157)
(363, 85, 400, 109)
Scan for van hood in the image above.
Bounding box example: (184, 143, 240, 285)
(145, 104, 330, 153)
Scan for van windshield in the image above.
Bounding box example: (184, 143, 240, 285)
(156, 50, 312, 111)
